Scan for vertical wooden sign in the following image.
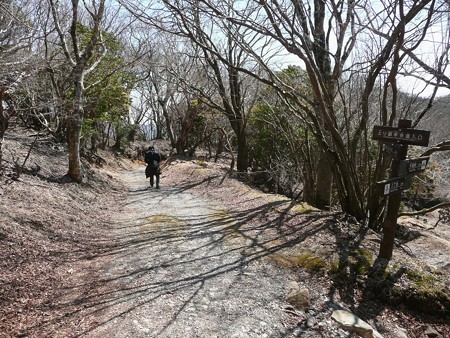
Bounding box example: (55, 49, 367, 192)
(373, 120, 430, 259)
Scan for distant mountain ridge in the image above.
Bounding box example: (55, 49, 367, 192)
(417, 94, 450, 144)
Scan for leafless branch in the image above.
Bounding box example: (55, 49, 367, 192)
(398, 202, 450, 217)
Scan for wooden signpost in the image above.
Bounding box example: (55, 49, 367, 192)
(378, 176, 412, 196)
(372, 125, 430, 146)
(398, 156, 430, 176)
(372, 119, 430, 259)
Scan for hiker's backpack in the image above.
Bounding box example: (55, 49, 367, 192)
(145, 151, 161, 174)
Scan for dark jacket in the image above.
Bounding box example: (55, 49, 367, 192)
(145, 150, 162, 177)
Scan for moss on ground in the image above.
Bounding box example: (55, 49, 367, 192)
(274, 202, 319, 215)
(269, 250, 328, 272)
(387, 268, 450, 315)
(269, 246, 449, 316)
(143, 214, 186, 237)
(195, 160, 207, 167)
(145, 214, 181, 225)
(347, 248, 374, 275)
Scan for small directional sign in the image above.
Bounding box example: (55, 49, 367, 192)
(378, 176, 412, 195)
(398, 156, 430, 176)
(373, 120, 432, 259)
(373, 126, 430, 146)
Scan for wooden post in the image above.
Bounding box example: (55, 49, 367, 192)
(378, 119, 410, 259)
(373, 119, 430, 260)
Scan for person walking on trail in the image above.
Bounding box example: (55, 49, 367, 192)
(144, 146, 162, 189)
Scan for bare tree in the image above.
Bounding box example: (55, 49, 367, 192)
(118, 0, 450, 224)
(0, 0, 43, 165)
(47, 0, 106, 182)
(187, 0, 449, 223)
(129, 31, 200, 148)
(121, 0, 266, 171)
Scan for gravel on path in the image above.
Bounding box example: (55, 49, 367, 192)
(83, 168, 297, 338)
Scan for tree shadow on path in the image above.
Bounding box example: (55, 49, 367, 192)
(31, 171, 336, 337)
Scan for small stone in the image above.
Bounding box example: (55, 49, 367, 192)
(392, 325, 408, 338)
(331, 309, 383, 338)
(306, 315, 315, 328)
(424, 325, 443, 338)
(286, 284, 310, 310)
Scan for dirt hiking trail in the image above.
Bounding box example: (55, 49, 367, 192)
(54, 160, 448, 338)
(2, 134, 448, 338)
(69, 165, 301, 338)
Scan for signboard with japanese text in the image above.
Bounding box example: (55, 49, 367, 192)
(372, 126, 430, 146)
(378, 176, 412, 196)
(372, 120, 431, 259)
(398, 156, 430, 176)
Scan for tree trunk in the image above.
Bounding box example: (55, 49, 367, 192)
(49, 0, 106, 182)
(328, 141, 366, 221)
(67, 74, 85, 182)
(175, 101, 199, 155)
(314, 149, 332, 209)
(91, 122, 99, 153)
(67, 108, 83, 182)
(301, 131, 316, 205)
(215, 133, 224, 162)
(0, 119, 7, 166)
(0, 92, 8, 165)
(235, 128, 248, 172)
(160, 101, 176, 150)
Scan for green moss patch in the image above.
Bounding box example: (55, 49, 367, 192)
(347, 248, 374, 275)
(386, 268, 450, 315)
(269, 250, 328, 272)
(274, 202, 319, 215)
(195, 160, 208, 167)
(143, 214, 186, 236)
(145, 214, 181, 225)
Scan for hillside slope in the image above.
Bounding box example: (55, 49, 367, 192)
(0, 128, 449, 337)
